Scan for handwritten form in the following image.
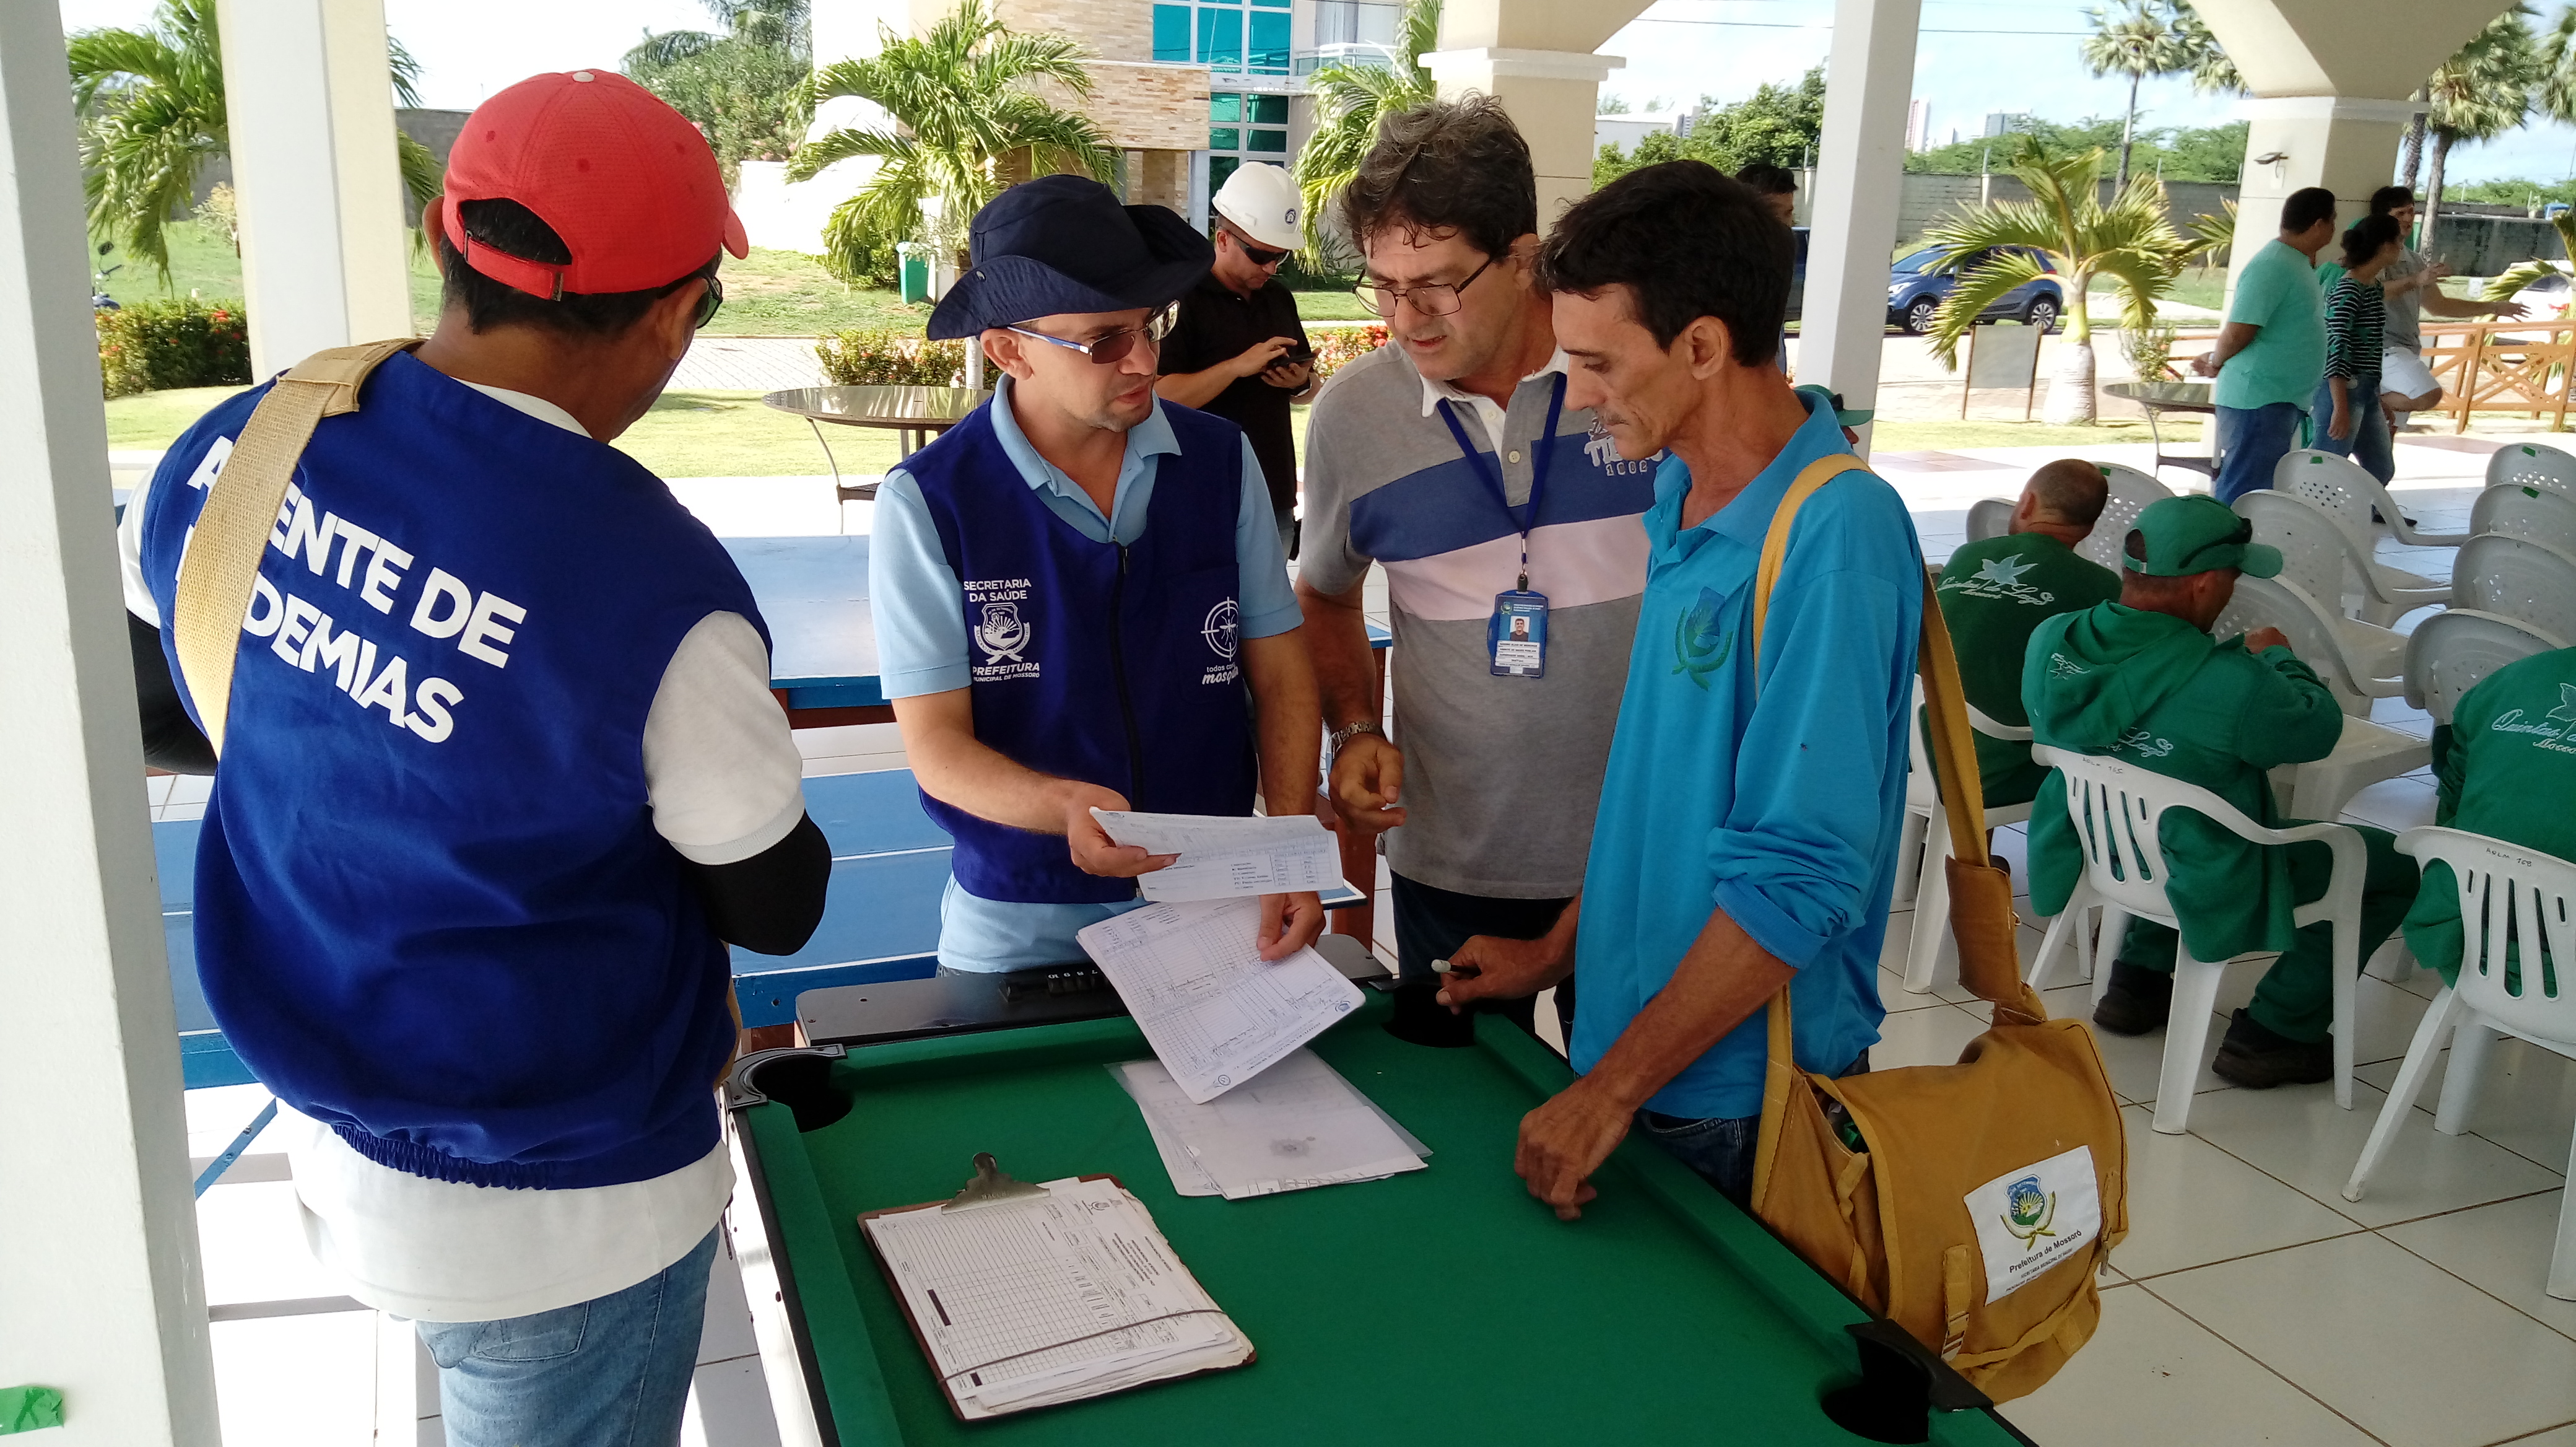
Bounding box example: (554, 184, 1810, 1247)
(861, 1177, 1250, 1417)
(1089, 809, 1341, 903)
(1076, 896, 1363, 1103)
(1113, 1049, 1428, 1200)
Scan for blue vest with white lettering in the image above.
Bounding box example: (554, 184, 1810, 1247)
(137, 351, 761, 1191)
(905, 400, 1257, 903)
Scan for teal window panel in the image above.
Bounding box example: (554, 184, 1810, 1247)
(1253, 0, 1290, 8)
(1210, 92, 1242, 123)
(1211, 155, 1242, 192)
(1250, 93, 1289, 125)
(1198, 6, 1242, 68)
(1210, 126, 1242, 150)
(1247, 128, 1288, 153)
(1249, 10, 1289, 72)
(1152, 4, 1191, 62)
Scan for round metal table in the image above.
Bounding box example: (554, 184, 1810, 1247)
(2104, 380, 2216, 480)
(762, 385, 991, 502)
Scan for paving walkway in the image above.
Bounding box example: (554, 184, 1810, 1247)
(669, 334, 827, 393)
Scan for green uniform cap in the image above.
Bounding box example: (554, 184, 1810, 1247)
(2121, 494, 2282, 579)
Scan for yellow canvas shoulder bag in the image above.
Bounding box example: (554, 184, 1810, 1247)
(1744, 453, 2128, 1404)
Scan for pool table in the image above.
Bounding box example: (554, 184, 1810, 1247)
(721, 974, 2032, 1446)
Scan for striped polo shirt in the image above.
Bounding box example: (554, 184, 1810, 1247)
(1300, 341, 1658, 897)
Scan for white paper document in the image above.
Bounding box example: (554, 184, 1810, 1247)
(1089, 808, 1340, 903)
(861, 1176, 1250, 1417)
(1112, 1049, 1429, 1200)
(1075, 896, 1364, 1103)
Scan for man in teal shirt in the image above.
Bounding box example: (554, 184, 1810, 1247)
(1439, 161, 1921, 1212)
(2195, 187, 2335, 504)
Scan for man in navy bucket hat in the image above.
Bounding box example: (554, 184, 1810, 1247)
(871, 175, 1326, 971)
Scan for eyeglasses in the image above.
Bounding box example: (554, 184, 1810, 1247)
(1007, 303, 1179, 365)
(1354, 253, 1497, 319)
(692, 274, 724, 330)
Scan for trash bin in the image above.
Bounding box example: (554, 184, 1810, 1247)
(897, 242, 930, 305)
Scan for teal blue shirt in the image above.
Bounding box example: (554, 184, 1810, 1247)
(1570, 396, 1924, 1119)
(2214, 238, 2329, 411)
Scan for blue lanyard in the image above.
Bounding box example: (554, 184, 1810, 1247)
(1435, 373, 1565, 592)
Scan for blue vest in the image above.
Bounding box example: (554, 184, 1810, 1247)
(139, 352, 762, 1190)
(905, 401, 1257, 902)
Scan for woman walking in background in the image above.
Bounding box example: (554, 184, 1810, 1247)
(2313, 214, 2404, 483)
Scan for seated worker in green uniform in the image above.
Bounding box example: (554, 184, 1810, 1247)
(1933, 459, 2122, 807)
(2024, 495, 2419, 1087)
(2402, 646, 2576, 982)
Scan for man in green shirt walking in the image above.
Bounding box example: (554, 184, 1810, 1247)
(2024, 496, 2419, 1086)
(2403, 647, 2576, 982)
(2196, 188, 2336, 505)
(1934, 458, 2123, 807)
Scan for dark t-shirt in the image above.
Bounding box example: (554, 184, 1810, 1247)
(1933, 531, 2123, 805)
(1160, 272, 1308, 513)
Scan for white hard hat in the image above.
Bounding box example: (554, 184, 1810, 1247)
(1212, 163, 1303, 251)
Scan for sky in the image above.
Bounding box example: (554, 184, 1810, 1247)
(51, 0, 2576, 188)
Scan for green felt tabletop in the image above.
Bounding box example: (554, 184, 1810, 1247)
(739, 995, 2026, 1446)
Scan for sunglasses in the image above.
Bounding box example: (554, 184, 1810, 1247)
(1229, 229, 1290, 268)
(1006, 303, 1180, 365)
(692, 273, 724, 330)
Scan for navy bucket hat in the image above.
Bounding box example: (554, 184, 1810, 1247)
(925, 175, 1213, 340)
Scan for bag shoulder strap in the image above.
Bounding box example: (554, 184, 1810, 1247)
(172, 339, 420, 754)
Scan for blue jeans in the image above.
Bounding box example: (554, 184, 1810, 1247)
(1637, 1052, 1871, 1207)
(2212, 401, 2305, 505)
(2308, 373, 2395, 484)
(416, 1228, 717, 1447)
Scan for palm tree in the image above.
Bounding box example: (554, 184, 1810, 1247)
(1920, 136, 2188, 425)
(69, 0, 440, 283)
(2420, 10, 2538, 252)
(624, 0, 812, 184)
(789, 0, 1112, 284)
(2168, 2, 2243, 95)
(1290, 0, 1440, 259)
(2081, 0, 2190, 190)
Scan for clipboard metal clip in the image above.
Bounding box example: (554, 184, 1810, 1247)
(941, 1153, 1050, 1212)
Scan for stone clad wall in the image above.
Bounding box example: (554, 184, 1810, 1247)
(1000, 0, 1152, 61)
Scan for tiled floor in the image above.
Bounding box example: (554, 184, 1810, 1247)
(177, 429, 2576, 1444)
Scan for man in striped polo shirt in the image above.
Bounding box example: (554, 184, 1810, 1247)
(1296, 97, 1658, 1046)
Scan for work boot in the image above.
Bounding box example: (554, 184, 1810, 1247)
(2212, 1009, 2334, 1088)
(2091, 960, 2173, 1036)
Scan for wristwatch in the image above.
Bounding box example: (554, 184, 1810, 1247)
(1325, 720, 1385, 771)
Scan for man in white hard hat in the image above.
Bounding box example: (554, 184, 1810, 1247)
(1158, 162, 1316, 553)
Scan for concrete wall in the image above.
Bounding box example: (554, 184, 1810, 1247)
(1894, 173, 2239, 247)
(2423, 212, 2567, 276)
(191, 108, 469, 212)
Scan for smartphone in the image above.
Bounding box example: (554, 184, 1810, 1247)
(1281, 343, 1314, 365)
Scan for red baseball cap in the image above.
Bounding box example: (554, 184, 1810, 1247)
(438, 69, 749, 300)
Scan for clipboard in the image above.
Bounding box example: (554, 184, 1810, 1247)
(856, 1156, 1255, 1420)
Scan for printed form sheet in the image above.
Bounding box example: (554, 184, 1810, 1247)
(1089, 808, 1341, 903)
(1076, 896, 1364, 1103)
(1113, 1048, 1428, 1199)
(861, 1176, 1248, 1417)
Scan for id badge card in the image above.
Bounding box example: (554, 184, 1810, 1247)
(1489, 590, 1549, 678)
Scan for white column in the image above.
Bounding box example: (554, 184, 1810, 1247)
(0, 1, 218, 1441)
(1797, 0, 1924, 455)
(2224, 95, 2419, 292)
(216, 0, 413, 375)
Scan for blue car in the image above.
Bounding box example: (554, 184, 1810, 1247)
(1886, 245, 2063, 336)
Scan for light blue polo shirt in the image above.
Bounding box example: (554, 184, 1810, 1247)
(872, 375, 1302, 970)
(1570, 395, 1923, 1119)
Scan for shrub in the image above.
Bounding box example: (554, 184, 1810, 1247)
(1309, 324, 1387, 380)
(97, 297, 251, 398)
(814, 328, 966, 387)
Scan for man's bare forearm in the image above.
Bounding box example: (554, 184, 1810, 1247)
(1242, 629, 1322, 816)
(1155, 367, 1235, 409)
(1294, 577, 1382, 729)
(894, 691, 1089, 833)
(1578, 905, 1796, 1114)
(2208, 320, 2260, 370)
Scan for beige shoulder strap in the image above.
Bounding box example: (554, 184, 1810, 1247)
(173, 339, 420, 754)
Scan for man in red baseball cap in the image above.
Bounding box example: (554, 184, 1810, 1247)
(117, 71, 823, 1445)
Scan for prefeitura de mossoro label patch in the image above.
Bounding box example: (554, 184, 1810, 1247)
(1964, 1144, 2101, 1303)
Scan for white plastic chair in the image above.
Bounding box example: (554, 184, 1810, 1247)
(2484, 440, 2576, 497)
(2026, 747, 2367, 1135)
(2452, 534, 2576, 645)
(2237, 489, 2450, 626)
(2074, 464, 2175, 574)
(2214, 574, 2408, 716)
(2344, 827, 2576, 1297)
(1895, 692, 2037, 993)
(2271, 450, 2456, 620)
(1964, 497, 2015, 543)
(2404, 608, 2571, 724)
(2469, 481, 2576, 557)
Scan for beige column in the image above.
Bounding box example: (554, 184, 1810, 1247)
(215, 0, 413, 372)
(2223, 97, 2417, 286)
(1423, 0, 1651, 227)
